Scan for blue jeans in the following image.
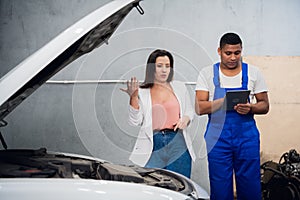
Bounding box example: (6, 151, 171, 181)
(145, 129, 192, 178)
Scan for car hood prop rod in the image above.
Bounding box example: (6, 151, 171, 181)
(0, 119, 8, 149)
(0, 131, 7, 150)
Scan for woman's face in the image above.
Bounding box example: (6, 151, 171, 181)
(154, 56, 171, 84)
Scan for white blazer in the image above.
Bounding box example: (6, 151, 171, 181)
(128, 80, 196, 166)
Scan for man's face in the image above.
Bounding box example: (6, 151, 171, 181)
(154, 56, 171, 83)
(218, 44, 242, 70)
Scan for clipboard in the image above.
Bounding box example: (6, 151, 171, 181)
(223, 90, 250, 111)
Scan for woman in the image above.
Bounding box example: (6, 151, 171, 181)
(121, 49, 195, 177)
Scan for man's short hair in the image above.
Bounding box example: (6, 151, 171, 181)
(219, 32, 242, 49)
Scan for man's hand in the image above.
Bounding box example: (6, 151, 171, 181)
(234, 103, 252, 114)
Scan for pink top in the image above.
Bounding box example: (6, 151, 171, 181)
(152, 95, 180, 130)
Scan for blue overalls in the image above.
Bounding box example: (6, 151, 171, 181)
(205, 62, 261, 200)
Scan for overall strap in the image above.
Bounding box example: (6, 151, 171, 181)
(213, 63, 221, 87)
(241, 62, 248, 89)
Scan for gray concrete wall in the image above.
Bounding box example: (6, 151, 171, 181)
(1, 0, 300, 193)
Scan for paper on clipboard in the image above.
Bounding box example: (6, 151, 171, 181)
(223, 90, 250, 111)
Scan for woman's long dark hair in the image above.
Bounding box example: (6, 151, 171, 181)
(140, 49, 174, 88)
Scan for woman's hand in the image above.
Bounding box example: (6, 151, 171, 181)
(120, 77, 139, 97)
(120, 77, 139, 109)
(173, 116, 190, 131)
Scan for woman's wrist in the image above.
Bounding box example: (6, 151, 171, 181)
(130, 95, 139, 109)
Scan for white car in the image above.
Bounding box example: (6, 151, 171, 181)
(0, 0, 209, 199)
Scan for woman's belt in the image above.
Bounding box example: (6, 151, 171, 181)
(153, 128, 178, 134)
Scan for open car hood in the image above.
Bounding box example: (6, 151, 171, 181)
(0, 0, 143, 122)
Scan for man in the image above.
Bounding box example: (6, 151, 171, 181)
(195, 32, 269, 200)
